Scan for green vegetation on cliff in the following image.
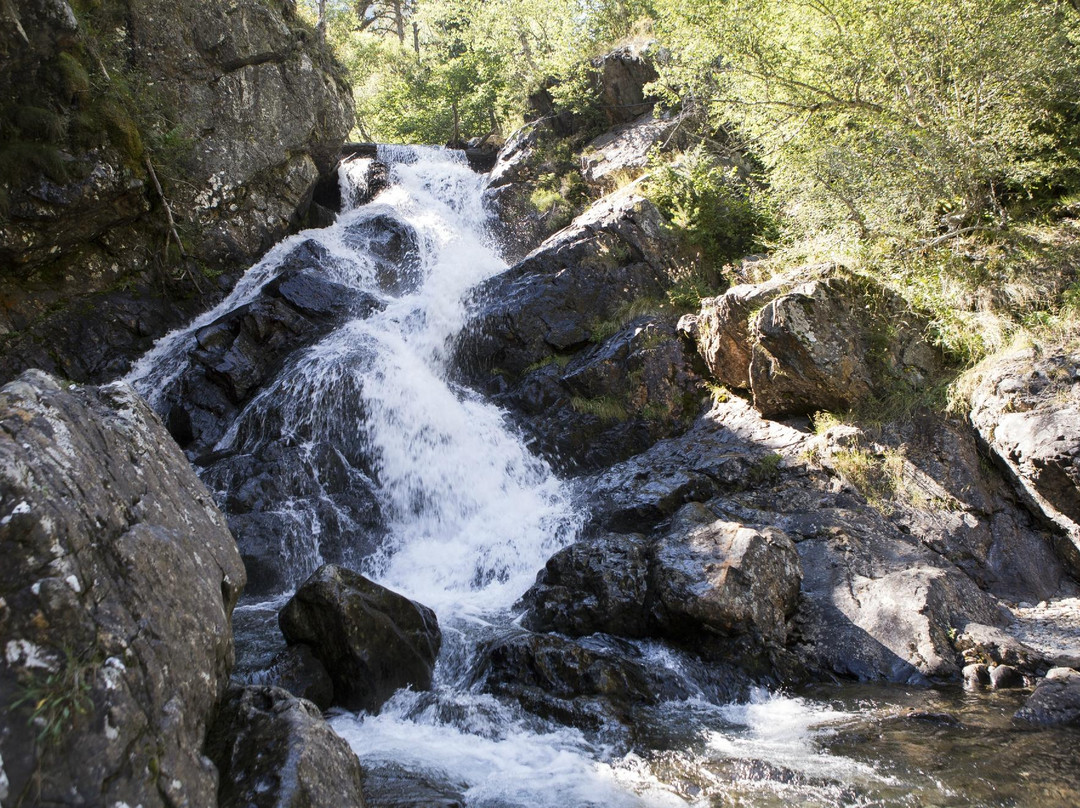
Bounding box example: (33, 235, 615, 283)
(309, 0, 1080, 366)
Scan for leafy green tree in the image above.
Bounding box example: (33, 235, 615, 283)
(652, 0, 1080, 242)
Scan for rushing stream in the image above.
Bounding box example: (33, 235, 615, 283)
(127, 147, 1080, 807)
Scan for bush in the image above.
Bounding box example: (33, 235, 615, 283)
(643, 145, 776, 279)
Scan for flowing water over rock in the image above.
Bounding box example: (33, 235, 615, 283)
(128, 147, 1079, 807)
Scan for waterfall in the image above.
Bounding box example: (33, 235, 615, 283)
(127, 147, 678, 805)
(123, 146, 1065, 808)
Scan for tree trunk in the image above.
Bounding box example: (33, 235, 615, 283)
(317, 0, 327, 42)
(452, 101, 460, 145)
(393, 0, 405, 44)
(412, 20, 420, 55)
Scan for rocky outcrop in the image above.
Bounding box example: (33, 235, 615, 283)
(0, 370, 245, 806)
(0, 0, 354, 385)
(574, 394, 1070, 684)
(206, 685, 367, 808)
(680, 270, 944, 417)
(523, 505, 801, 646)
(458, 186, 705, 471)
(279, 565, 442, 713)
(1015, 667, 1080, 726)
(968, 346, 1080, 576)
(592, 44, 658, 127)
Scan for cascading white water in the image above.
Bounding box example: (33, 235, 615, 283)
(127, 146, 686, 805)
(123, 146, 1048, 808)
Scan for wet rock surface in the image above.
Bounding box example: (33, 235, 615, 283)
(968, 346, 1080, 575)
(279, 564, 442, 713)
(0, 0, 354, 385)
(0, 370, 245, 807)
(1015, 667, 1080, 726)
(458, 186, 705, 471)
(206, 685, 367, 808)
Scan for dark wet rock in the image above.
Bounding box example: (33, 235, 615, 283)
(473, 631, 694, 731)
(989, 664, 1026, 690)
(458, 187, 703, 471)
(968, 347, 1080, 576)
(149, 258, 386, 598)
(343, 213, 422, 295)
(0, 0, 354, 384)
(263, 644, 335, 711)
(164, 269, 378, 456)
(361, 763, 467, 808)
(206, 685, 366, 808)
(203, 439, 384, 597)
(1014, 667, 1080, 726)
(963, 663, 991, 690)
(682, 270, 944, 418)
(521, 532, 651, 637)
(0, 371, 245, 807)
(343, 158, 391, 208)
(279, 564, 441, 713)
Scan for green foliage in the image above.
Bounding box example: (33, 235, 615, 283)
(12, 648, 96, 746)
(570, 394, 629, 421)
(590, 296, 667, 341)
(653, 0, 1080, 242)
(644, 145, 777, 282)
(308, 0, 654, 141)
(54, 51, 92, 99)
(748, 451, 783, 484)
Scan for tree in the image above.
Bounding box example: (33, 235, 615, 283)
(653, 0, 1080, 241)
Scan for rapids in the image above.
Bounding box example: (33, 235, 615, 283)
(128, 147, 1080, 807)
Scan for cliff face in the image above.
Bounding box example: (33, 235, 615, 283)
(0, 0, 354, 383)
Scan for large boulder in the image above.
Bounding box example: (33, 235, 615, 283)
(0, 370, 245, 806)
(279, 565, 442, 713)
(0, 0, 354, 384)
(1014, 667, 1080, 726)
(206, 685, 367, 808)
(581, 394, 1065, 684)
(651, 514, 802, 644)
(968, 346, 1080, 575)
(523, 507, 802, 647)
(681, 270, 944, 418)
(457, 186, 704, 471)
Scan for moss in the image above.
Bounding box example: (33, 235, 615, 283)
(54, 51, 92, 99)
(570, 395, 629, 422)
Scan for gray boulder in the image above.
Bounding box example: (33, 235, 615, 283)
(206, 685, 367, 808)
(0, 370, 245, 807)
(968, 347, 1080, 575)
(0, 0, 354, 384)
(1014, 667, 1080, 726)
(279, 565, 441, 713)
(651, 517, 801, 644)
(682, 270, 943, 418)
